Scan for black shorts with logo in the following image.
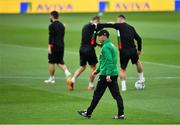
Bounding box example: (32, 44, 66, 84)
(79, 46, 98, 66)
(119, 48, 139, 70)
(48, 47, 64, 64)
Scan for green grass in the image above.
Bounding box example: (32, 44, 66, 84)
(0, 12, 180, 124)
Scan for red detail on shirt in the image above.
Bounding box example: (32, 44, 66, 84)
(118, 42, 122, 49)
(91, 38, 95, 45)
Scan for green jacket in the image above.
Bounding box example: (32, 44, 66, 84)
(96, 39, 118, 76)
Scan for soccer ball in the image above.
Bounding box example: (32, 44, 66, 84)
(135, 80, 145, 90)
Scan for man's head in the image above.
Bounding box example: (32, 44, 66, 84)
(97, 30, 110, 43)
(117, 14, 126, 23)
(91, 16, 100, 24)
(50, 11, 59, 22)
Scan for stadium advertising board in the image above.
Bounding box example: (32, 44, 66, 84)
(100, 0, 174, 12)
(0, 0, 175, 14)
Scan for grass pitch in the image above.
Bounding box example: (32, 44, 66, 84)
(0, 12, 180, 124)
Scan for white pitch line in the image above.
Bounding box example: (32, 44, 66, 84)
(143, 61, 180, 69)
(0, 43, 46, 51)
(1, 76, 180, 80)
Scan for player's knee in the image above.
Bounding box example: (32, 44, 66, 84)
(120, 69, 126, 78)
(121, 69, 126, 73)
(90, 64, 96, 69)
(80, 65, 86, 70)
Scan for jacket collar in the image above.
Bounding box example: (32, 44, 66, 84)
(102, 39, 110, 46)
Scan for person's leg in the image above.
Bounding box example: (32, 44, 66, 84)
(87, 48, 98, 90)
(86, 76, 107, 115)
(71, 46, 87, 84)
(88, 64, 96, 90)
(44, 64, 55, 83)
(49, 64, 55, 76)
(120, 64, 128, 91)
(58, 64, 71, 78)
(131, 50, 145, 83)
(108, 76, 124, 117)
(119, 50, 129, 91)
(67, 65, 86, 91)
(56, 48, 71, 79)
(120, 69, 126, 91)
(71, 65, 86, 83)
(68, 47, 88, 91)
(135, 61, 145, 82)
(45, 52, 56, 83)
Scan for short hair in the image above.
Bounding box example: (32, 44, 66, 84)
(118, 14, 126, 19)
(97, 30, 110, 38)
(92, 16, 100, 22)
(50, 11, 59, 19)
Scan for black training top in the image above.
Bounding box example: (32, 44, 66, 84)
(81, 23, 97, 47)
(48, 20, 65, 49)
(81, 23, 112, 47)
(110, 23, 142, 51)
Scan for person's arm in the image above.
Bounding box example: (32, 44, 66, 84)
(94, 48, 103, 74)
(48, 25, 54, 54)
(97, 23, 117, 30)
(91, 22, 118, 30)
(48, 44, 52, 54)
(49, 25, 54, 45)
(96, 60, 101, 74)
(134, 28, 142, 54)
(62, 23, 65, 41)
(90, 23, 118, 47)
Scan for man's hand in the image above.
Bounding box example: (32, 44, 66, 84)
(137, 50, 141, 56)
(48, 46, 52, 54)
(92, 70, 98, 77)
(106, 76, 112, 82)
(92, 23, 98, 28)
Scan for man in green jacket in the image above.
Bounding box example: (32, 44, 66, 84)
(78, 30, 124, 119)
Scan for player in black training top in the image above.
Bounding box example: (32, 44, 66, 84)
(68, 16, 105, 91)
(44, 11, 71, 84)
(107, 15, 145, 91)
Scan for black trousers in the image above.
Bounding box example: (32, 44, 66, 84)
(87, 75, 124, 116)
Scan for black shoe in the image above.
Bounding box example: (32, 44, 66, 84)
(112, 114, 125, 120)
(77, 110, 91, 118)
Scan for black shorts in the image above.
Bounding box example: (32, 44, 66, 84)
(79, 46, 98, 66)
(48, 48, 64, 64)
(119, 48, 139, 70)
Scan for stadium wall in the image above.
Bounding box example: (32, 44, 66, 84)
(0, 0, 175, 14)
